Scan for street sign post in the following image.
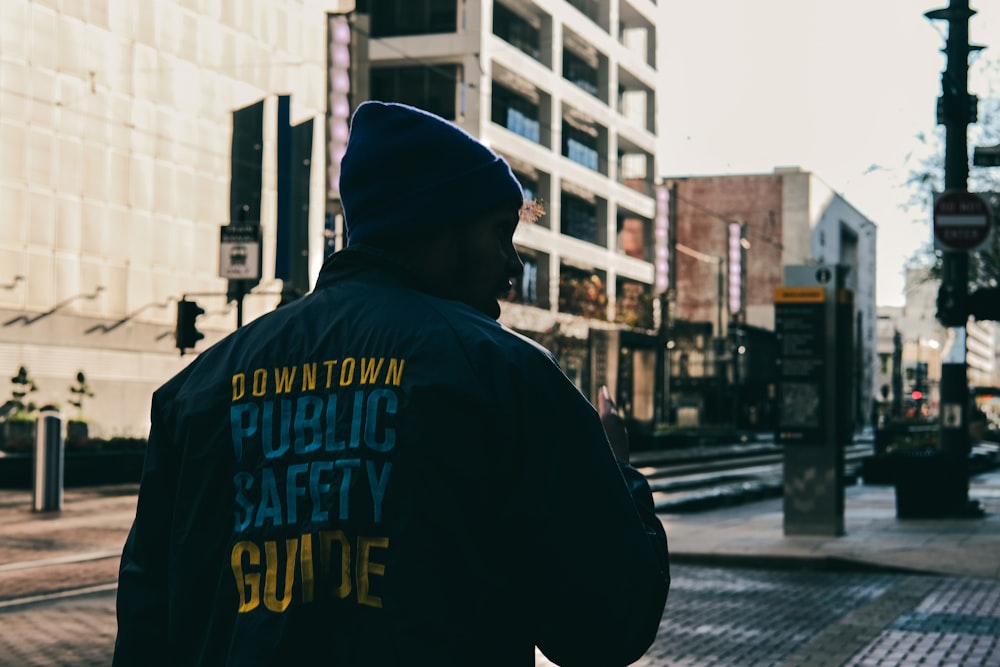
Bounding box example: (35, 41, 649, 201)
(933, 190, 992, 251)
(973, 143, 1000, 167)
(219, 224, 262, 280)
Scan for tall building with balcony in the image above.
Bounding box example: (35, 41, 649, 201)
(341, 0, 665, 420)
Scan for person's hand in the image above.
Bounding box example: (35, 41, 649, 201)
(598, 385, 629, 461)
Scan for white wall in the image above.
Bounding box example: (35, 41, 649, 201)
(0, 0, 333, 437)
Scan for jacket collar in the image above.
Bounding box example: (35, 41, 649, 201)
(314, 244, 424, 292)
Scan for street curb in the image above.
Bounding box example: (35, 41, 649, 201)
(668, 552, 940, 576)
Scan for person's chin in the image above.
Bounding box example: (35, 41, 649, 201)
(481, 299, 501, 320)
(455, 294, 502, 319)
(470, 296, 501, 320)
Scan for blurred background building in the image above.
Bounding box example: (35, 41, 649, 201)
(876, 265, 998, 424)
(662, 169, 877, 430)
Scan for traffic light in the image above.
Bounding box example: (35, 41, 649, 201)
(175, 299, 205, 355)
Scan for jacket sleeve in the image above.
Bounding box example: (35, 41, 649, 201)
(113, 391, 177, 666)
(517, 361, 670, 666)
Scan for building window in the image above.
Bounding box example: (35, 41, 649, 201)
(493, 3, 541, 61)
(561, 192, 597, 243)
(559, 263, 607, 320)
(507, 248, 549, 308)
(566, 0, 603, 30)
(615, 279, 653, 329)
(617, 215, 650, 261)
(514, 170, 549, 229)
(562, 122, 599, 171)
(370, 65, 461, 120)
(879, 352, 891, 375)
(563, 49, 599, 97)
(492, 83, 540, 143)
(368, 0, 457, 37)
(515, 172, 538, 205)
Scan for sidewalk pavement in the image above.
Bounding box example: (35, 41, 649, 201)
(2, 471, 1000, 666)
(1, 468, 998, 581)
(662, 467, 1000, 581)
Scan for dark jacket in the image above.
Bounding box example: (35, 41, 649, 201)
(114, 246, 669, 666)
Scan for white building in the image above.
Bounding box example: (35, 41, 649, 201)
(1, 0, 340, 437)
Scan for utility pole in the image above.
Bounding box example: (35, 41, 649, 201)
(925, 0, 983, 515)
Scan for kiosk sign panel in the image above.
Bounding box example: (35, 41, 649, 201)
(775, 287, 827, 445)
(776, 264, 852, 538)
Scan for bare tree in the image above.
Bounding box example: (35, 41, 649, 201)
(900, 54, 1000, 290)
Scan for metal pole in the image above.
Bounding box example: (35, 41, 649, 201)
(32, 410, 64, 512)
(716, 260, 723, 339)
(892, 330, 904, 417)
(939, 0, 969, 457)
(716, 261, 725, 423)
(927, 0, 976, 514)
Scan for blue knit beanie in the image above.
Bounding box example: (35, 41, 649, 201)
(340, 101, 524, 246)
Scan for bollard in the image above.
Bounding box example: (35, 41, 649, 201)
(32, 409, 64, 512)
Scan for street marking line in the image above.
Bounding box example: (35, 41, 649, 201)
(0, 550, 121, 573)
(0, 582, 118, 610)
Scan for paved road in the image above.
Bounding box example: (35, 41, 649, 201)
(4, 564, 999, 666)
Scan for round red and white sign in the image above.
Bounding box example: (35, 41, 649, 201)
(933, 190, 992, 251)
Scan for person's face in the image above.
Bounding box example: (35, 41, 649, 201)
(423, 209, 524, 319)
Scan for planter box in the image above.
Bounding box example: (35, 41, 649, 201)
(893, 450, 967, 519)
(1, 420, 35, 449)
(66, 420, 90, 444)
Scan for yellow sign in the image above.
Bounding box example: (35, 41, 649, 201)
(774, 287, 825, 303)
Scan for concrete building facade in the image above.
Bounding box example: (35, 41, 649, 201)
(1, 0, 341, 437)
(342, 0, 666, 421)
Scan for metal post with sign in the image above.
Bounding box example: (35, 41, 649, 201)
(926, 0, 986, 519)
(933, 190, 991, 508)
(220, 224, 262, 328)
(933, 190, 992, 253)
(775, 265, 853, 537)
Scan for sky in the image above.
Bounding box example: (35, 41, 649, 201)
(658, 0, 1000, 307)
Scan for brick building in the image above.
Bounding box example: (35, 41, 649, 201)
(661, 167, 878, 430)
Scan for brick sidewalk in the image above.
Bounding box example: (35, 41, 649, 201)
(3, 564, 999, 666)
(3, 475, 1000, 665)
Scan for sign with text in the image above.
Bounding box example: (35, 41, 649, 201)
(219, 224, 261, 280)
(775, 287, 827, 445)
(933, 190, 992, 252)
(777, 265, 853, 538)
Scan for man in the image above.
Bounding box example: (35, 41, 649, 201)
(115, 101, 669, 666)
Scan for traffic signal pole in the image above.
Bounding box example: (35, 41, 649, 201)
(926, 0, 980, 514)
